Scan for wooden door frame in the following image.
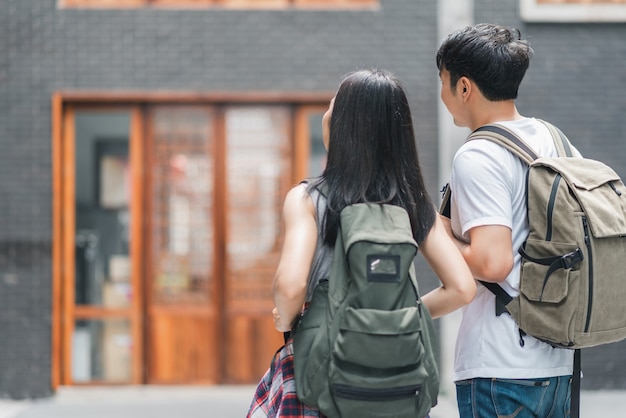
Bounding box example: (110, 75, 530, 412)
(51, 91, 332, 389)
(52, 102, 145, 385)
(294, 104, 329, 180)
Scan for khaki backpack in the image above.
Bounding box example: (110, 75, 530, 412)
(440, 120, 626, 418)
(441, 121, 626, 350)
(292, 192, 439, 418)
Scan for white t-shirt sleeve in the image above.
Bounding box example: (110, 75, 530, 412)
(451, 140, 515, 241)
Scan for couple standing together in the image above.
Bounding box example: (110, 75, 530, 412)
(255, 23, 574, 418)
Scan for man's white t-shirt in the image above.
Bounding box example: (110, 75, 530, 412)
(450, 117, 575, 381)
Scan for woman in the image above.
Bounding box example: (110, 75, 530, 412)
(248, 69, 475, 418)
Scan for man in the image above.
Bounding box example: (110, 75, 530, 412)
(437, 23, 574, 417)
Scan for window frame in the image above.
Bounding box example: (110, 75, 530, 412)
(520, 0, 626, 22)
(58, 0, 379, 10)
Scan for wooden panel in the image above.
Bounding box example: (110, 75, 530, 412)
(58, 91, 332, 105)
(151, 0, 216, 5)
(216, 0, 289, 8)
(293, 0, 378, 6)
(60, 0, 378, 8)
(61, 107, 76, 385)
(225, 315, 283, 383)
(60, 0, 147, 7)
(51, 94, 63, 389)
(225, 316, 254, 383)
(129, 107, 145, 383)
(148, 309, 218, 383)
(252, 316, 284, 377)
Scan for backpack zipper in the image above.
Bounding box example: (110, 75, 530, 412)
(332, 383, 421, 402)
(545, 174, 562, 241)
(582, 216, 593, 333)
(609, 181, 622, 197)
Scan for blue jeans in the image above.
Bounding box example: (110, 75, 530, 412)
(456, 376, 571, 418)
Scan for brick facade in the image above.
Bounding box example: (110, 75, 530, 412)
(0, 0, 624, 399)
(0, 0, 438, 398)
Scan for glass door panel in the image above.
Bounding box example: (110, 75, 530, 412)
(72, 318, 132, 383)
(72, 111, 134, 383)
(225, 106, 290, 313)
(224, 106, 291, 381)
(148, 106, 214, 304)
(307, 112, 326, 177)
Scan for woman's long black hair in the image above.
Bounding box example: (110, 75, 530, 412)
(309, 69, 436, 246)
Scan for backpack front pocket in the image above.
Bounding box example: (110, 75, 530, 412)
(328, 306, 431, 418)
(517, 239, 581, 346)
(331, 383, 422, 418)
(519, 239, 582, 304)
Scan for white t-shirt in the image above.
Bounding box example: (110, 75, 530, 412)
(451, 117, 575, 381)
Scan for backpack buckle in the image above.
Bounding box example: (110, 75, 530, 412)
(560, 248, 584, 270)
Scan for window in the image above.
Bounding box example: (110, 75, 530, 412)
(59, 0, 378, 9)
(520, 0, 626, 22)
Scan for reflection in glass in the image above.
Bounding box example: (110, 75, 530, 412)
(308, 113, 326, 177)
(72, 319, 132, 382)
(226, 106, 290, 313)
(150, 107, 214, 304)
(74, 112, 131, 307)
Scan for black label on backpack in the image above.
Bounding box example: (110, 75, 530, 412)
(367, 255, 401, 283)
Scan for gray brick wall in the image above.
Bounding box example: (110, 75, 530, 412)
(0, 0, 439, 398)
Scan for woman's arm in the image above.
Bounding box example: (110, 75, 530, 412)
(272, 184, 318, 332)
(419, 215, 476, 319)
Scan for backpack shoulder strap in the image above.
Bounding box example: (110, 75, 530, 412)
(471, 121, 576, 162)
(536, 119, 574, 158)
(469, 124, 538, 165)
(465, 124, 539, 315)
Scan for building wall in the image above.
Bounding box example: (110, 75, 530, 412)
(0, 0, 439, 399)
(1, 0, 624, 400)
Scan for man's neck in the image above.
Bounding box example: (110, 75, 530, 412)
(468, 100, 522, 131)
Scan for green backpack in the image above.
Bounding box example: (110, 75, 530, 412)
(292, 196, 439, 418)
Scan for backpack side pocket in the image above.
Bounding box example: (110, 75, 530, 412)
(292, 280, 330, 407)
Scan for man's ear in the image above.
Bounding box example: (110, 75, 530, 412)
(459, 76, 471, 100)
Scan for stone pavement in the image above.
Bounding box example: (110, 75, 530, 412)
(0, 385, 623, 417)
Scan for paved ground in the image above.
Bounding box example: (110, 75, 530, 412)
(0, 385, 623, 417)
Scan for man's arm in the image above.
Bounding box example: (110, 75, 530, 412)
(440, 215, 514, 283)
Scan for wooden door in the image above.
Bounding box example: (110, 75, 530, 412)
(55, 99, 324, 386)
(144, 106, 220, 383)
(58, 107, 144, 385)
